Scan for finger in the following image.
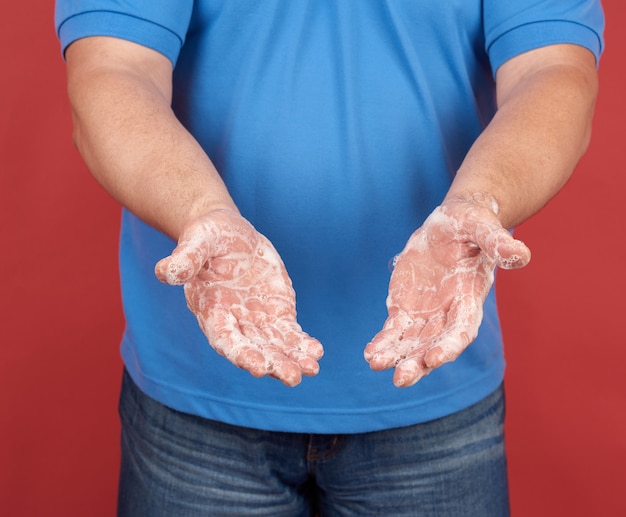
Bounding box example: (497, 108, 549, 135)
(218, 332, 269, 378)
(263, 348, 304, 387)
(473, 224, 531, 270)
(254, 324, 322, 381)
(290, 352, 321, 377)
(493, 235, 531, 269)
(424, 295, 483, 368)
(200, 309, 268, 377)
(223, 325, 304, 386)
(364, 328, 404, 369)
(273, 326, 323, 377)
(365, 311, 429, 370)
(279, 322, 325, 360)
(393, 357, 432, 388)
(389, 315, 445, 387)
(215, 332, 267, 377)
(297, 335, 325, 363)
(284, 345, 322, 376)
(389, 310, 449, 386)
(364, 310, 413, 360)
(232, 344, 271, 379)
(155, 216, 225, 285)
(154, 241, 208, 285)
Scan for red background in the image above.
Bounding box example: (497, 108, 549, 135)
(1, 2, 624, 515)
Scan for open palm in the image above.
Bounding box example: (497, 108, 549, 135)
(365, 197, 531, 388)
(155, 209, 323, 387)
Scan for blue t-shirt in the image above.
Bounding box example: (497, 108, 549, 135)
(56, 0, 604, 433)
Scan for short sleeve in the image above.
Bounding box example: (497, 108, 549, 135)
(484, 0, 605, 75)
(54, 0, 194, 65)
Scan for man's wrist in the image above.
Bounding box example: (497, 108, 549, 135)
(442, 192, 500, 216)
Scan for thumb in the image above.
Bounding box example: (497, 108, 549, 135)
(155, 224, 213, 285)
(474, 222, 531, 270)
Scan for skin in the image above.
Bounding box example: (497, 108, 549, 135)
(364, 195, 531, 387)
(154, 209, 324, 387)
(65, 37, 598, 387)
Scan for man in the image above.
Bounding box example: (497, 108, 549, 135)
(56, 1, 604, 515)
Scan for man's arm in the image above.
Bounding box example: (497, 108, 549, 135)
(447, 43, 599, 227)
(365, 44, 599, 387)
(65, 36, 323, 386)
(65, 36, 237, 239)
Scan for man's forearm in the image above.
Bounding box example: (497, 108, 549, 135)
(66, 37, 237, 240)
(446, 44, 599, 228)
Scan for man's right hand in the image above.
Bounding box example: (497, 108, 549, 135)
(155, 209, 324, 387)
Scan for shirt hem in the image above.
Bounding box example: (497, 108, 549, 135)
(122, 345, 505, 434)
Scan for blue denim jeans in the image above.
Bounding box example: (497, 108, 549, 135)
(117, 370, 509, 516)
